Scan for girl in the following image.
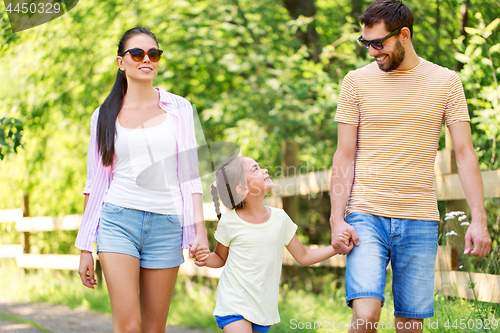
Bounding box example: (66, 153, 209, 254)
(193, 156, 350, 333)
(76, 27, 208, 332)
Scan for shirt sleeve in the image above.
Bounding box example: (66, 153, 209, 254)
(334, 72, 360, 126)
(214, 215, 230, 247)
(282, 210, 298, 246)
(178, 99, 204, 195)
(444, 72, 470, 126)
(82, 108, 100, 195)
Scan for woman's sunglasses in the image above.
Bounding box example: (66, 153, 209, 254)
(120, 48, 163, 62)
(357, 27, 403, 50)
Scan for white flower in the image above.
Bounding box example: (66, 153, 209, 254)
(444, 211, 465, 220)
(458, 215, 467, 221)
(446, 230, 458, 237)
(459, 265, 463, 269)
(460, 222, 470, 226)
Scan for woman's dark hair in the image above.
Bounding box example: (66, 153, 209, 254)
(359, 0, 414, 38)
(97, 27, 159, 166)
(211, 157, 247, 221)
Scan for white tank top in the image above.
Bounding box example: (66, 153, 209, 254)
(103, 113, 183, 215)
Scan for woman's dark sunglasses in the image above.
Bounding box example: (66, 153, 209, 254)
(357, 27, 403, 50)
(120, 48, 163, 62)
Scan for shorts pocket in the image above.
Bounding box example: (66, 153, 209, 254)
(165, 214, 183, 224)
(102, 202, 125, 213)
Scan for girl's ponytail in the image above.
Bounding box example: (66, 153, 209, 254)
(211, 183, 222, 221)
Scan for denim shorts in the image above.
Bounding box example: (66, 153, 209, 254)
(345, 211, 438, 319)
(97, 202, 184, 269)
(214, 315, 271, 333)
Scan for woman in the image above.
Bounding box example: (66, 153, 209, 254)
(76, 27, 208, 332)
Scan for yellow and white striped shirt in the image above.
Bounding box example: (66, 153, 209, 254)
(335, 58, 470, 221)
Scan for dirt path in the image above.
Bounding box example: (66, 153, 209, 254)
(0, 299, 211, 333)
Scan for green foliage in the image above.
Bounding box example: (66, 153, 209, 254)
(0, 117, 23, 160)
(455, 13, 500, 170)
(2, 257, 499, 333)
(0, 0, 499, 285)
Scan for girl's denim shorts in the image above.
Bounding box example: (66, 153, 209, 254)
(97, 201, 184, 269)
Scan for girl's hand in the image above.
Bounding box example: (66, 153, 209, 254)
(78, 251, 97, 289)
(193, 246, 210, 267)
(339, 231, 351, 245)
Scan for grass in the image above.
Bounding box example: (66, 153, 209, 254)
(1, 258, 500, 332)
(0, 312, 51, 332)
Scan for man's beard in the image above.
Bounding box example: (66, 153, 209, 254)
(377, 40, 405, 72)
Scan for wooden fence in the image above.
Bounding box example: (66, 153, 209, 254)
(0, 148, 499, 302)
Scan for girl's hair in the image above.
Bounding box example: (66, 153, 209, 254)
(211, 157, 247, 220)
(97, 27, 160, 166)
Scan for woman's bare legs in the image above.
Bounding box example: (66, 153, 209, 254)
(99, 252, 141, 333)
(140, 266, 179, 333)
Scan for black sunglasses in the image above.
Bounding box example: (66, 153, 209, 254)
(358, 27, 403, 50)
(120, 48, 163, 62)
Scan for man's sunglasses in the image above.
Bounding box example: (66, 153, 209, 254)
(357, 27, 403, 50)
(120, 48, 163, 62)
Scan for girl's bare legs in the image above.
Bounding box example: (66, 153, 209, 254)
(140, 266, 179, 333)
(99, 253, 141, 333)
(223, 319, 261, 333)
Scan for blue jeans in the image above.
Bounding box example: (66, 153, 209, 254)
(97, 202, 184, 269)
(345, 211, 438, 319)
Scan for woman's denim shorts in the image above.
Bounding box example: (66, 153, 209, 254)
(97, 202, 184, 269)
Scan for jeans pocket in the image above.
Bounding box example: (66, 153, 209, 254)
(102, 202, 125, 213)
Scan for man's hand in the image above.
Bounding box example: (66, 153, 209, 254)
(330, 217, 359, 255)
(464, 215, 491, 257)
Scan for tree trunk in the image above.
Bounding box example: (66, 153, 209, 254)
(351, 0, 364, 57)
(457, 0, 469, 71)
(283, 0, 320, 62)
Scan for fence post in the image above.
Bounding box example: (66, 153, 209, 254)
(20, 193, 30, 253)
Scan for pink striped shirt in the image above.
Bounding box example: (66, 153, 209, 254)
(75, 87, 204, 252)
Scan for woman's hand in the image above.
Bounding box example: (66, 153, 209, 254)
(78, 251, 97, 289)
(188, 228, 209, 258)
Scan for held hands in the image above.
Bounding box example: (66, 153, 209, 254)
(191, 246, 210, 267)
(338, 231, 351, 245)
(330, 217, 360, 255)
(78, 251, 97, 289)
(189, 228, 209, 259)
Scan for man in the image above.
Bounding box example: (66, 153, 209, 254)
(329, 1, 491, 332)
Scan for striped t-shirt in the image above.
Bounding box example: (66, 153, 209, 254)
(334, 58, 470, 221)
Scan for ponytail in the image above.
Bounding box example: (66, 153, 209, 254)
(211, 184, 222, 221)
(97, 69, 127, 166)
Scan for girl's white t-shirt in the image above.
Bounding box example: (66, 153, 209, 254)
(213, 207, 298, 326)
(104, 113, 183, 215)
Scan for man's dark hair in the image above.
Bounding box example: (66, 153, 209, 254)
(359, 0, 414, 38)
